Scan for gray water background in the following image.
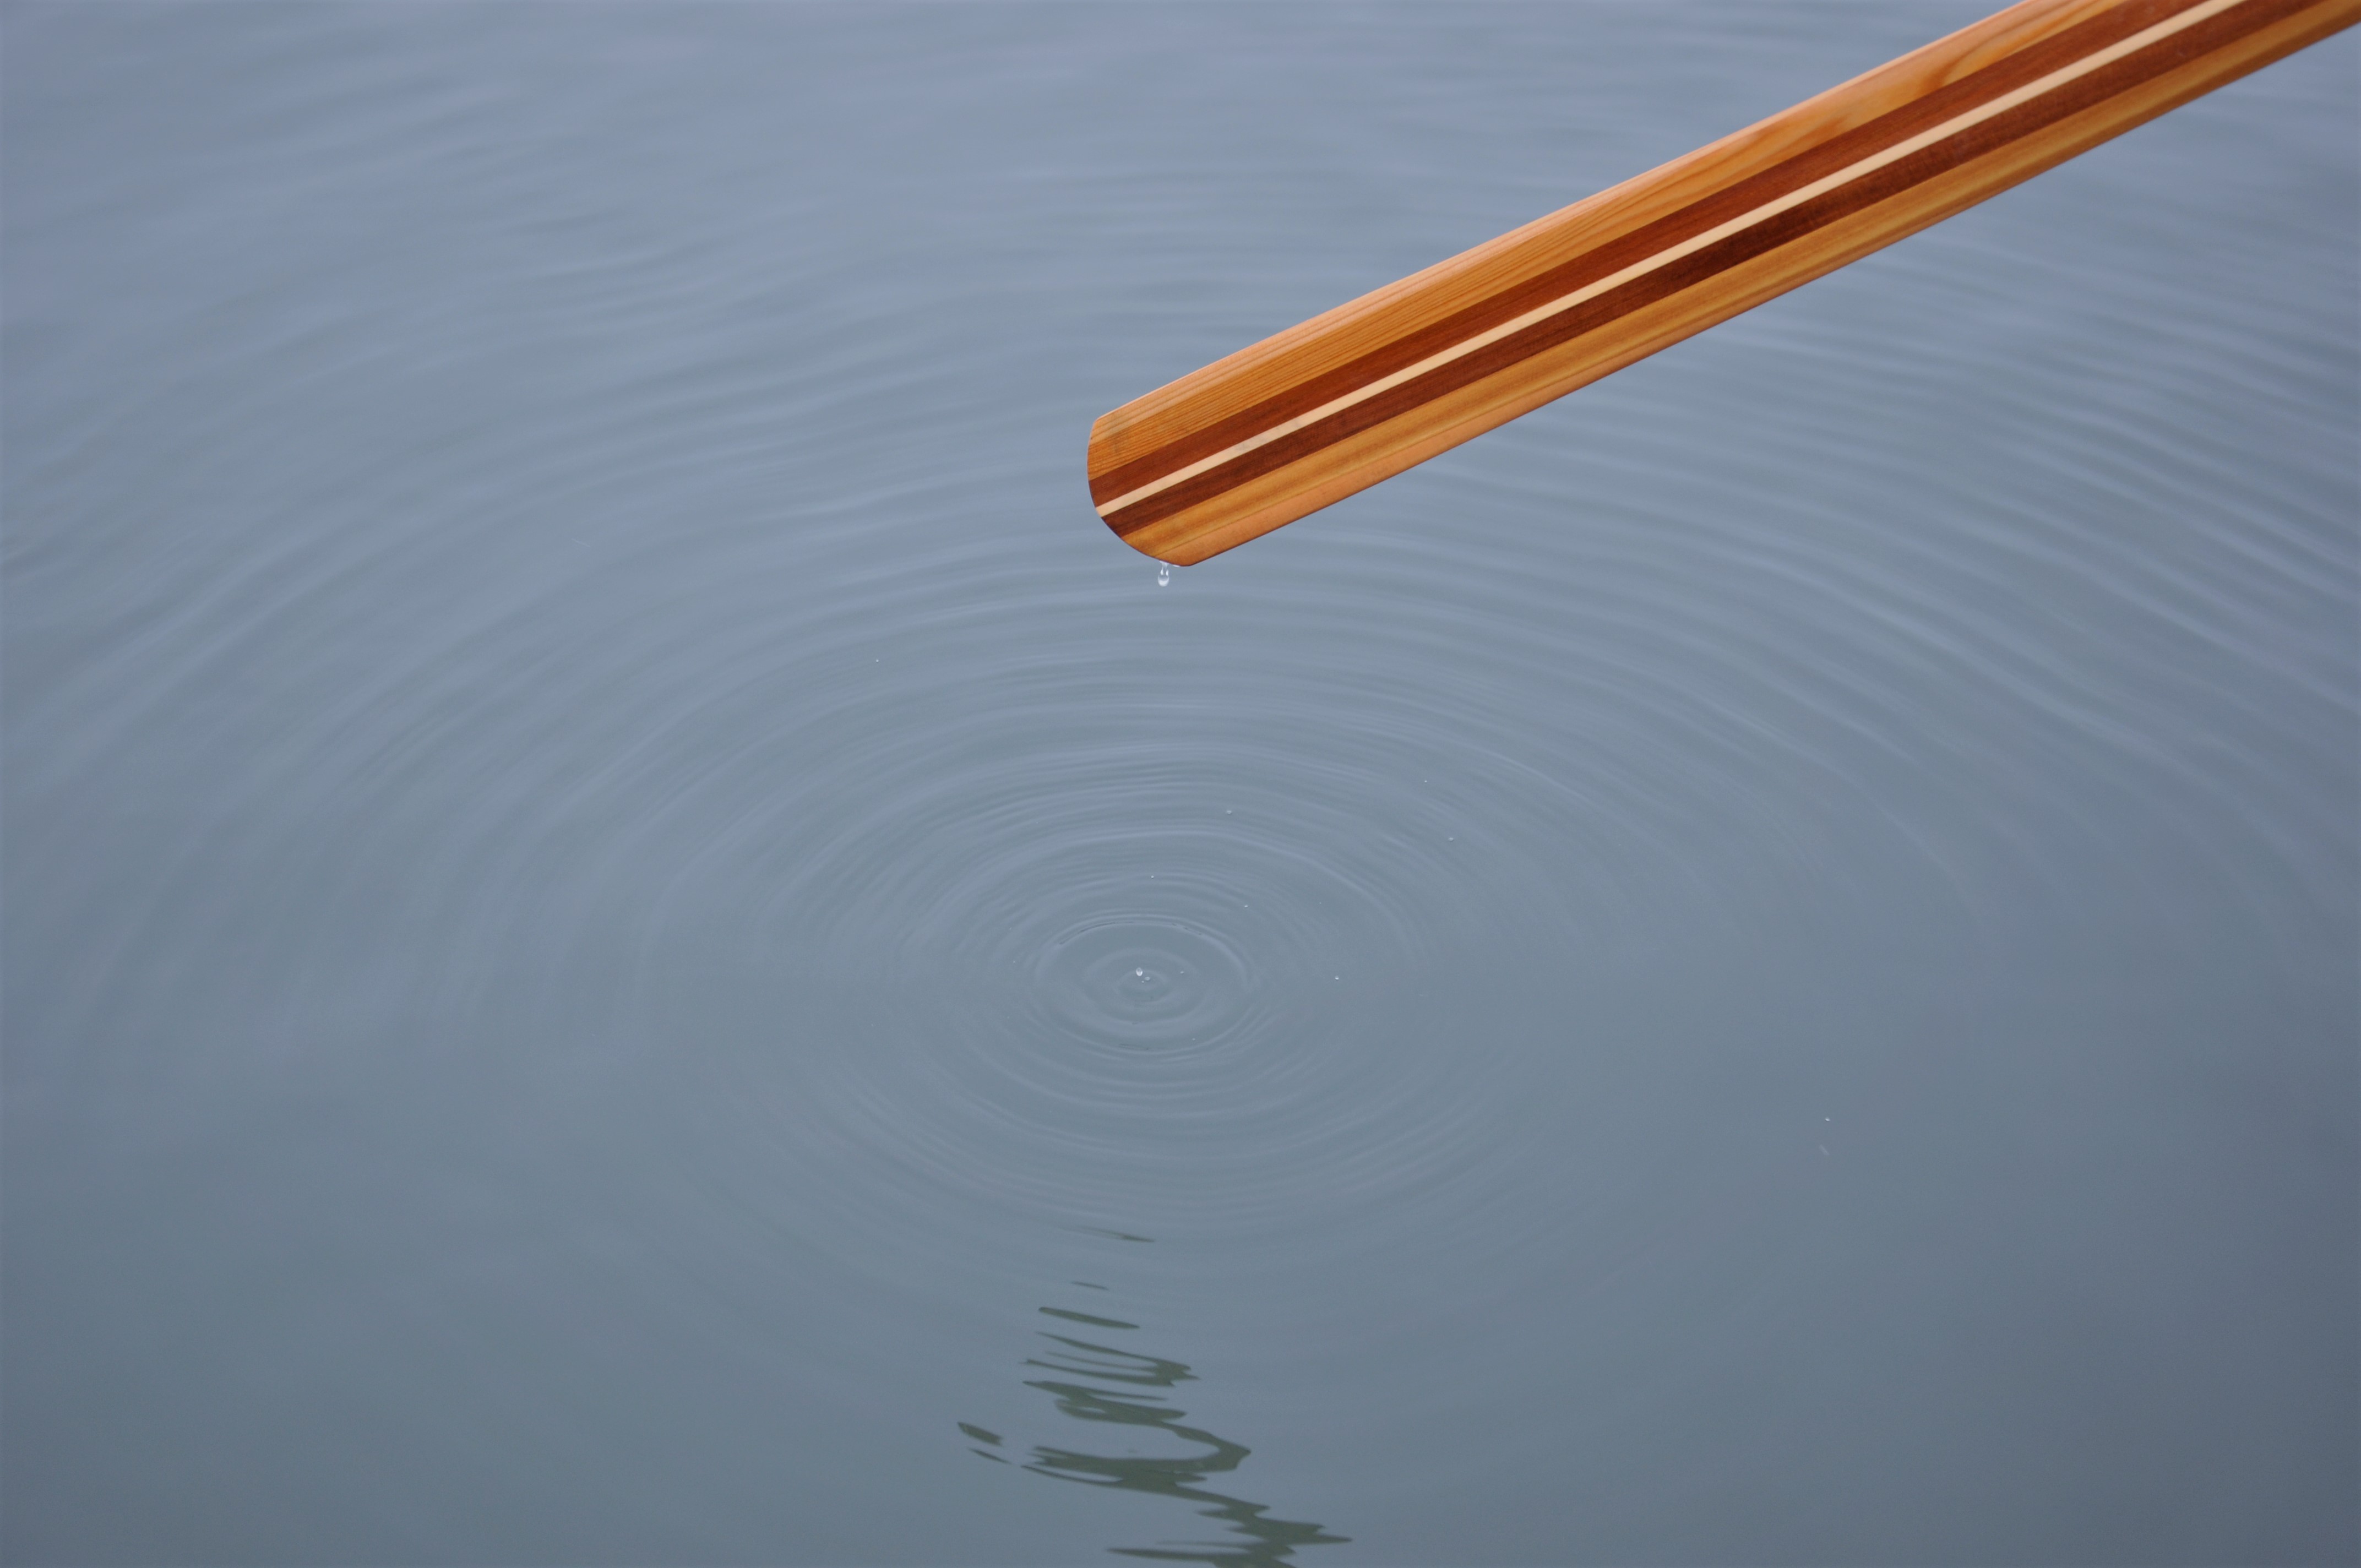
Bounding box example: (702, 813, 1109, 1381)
(6, 4, 2355, 1562)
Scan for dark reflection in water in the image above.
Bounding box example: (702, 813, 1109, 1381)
(963, 1301, 1347, 1564)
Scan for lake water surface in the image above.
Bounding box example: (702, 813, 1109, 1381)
(6, 4, 2355, 1562)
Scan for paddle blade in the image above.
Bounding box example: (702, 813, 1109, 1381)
(1087, 0, 2358, 566)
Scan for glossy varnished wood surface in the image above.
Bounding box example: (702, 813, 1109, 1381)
(1087, 0, 2360, 565)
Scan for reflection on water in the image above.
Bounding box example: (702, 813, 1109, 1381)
(964, 1299, 1346, 1565)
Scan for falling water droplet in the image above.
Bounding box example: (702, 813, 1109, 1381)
(1156, 564, 1172, 587)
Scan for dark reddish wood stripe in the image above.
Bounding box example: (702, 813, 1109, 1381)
(1106, 0, 2302, 536)
(1091, 0, 2230, 509)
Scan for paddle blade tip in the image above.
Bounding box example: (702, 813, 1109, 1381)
(1087, 410, 1185, 565)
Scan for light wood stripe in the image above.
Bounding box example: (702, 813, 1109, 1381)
(1087, 0, 2359, 564)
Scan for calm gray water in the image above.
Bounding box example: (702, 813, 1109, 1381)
(6, 4, 2355, 1563)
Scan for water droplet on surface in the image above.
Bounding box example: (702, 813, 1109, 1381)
(1156, 564, 1171, 587)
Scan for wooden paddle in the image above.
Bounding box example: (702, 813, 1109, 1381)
(1088, 0, 2358, 565)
